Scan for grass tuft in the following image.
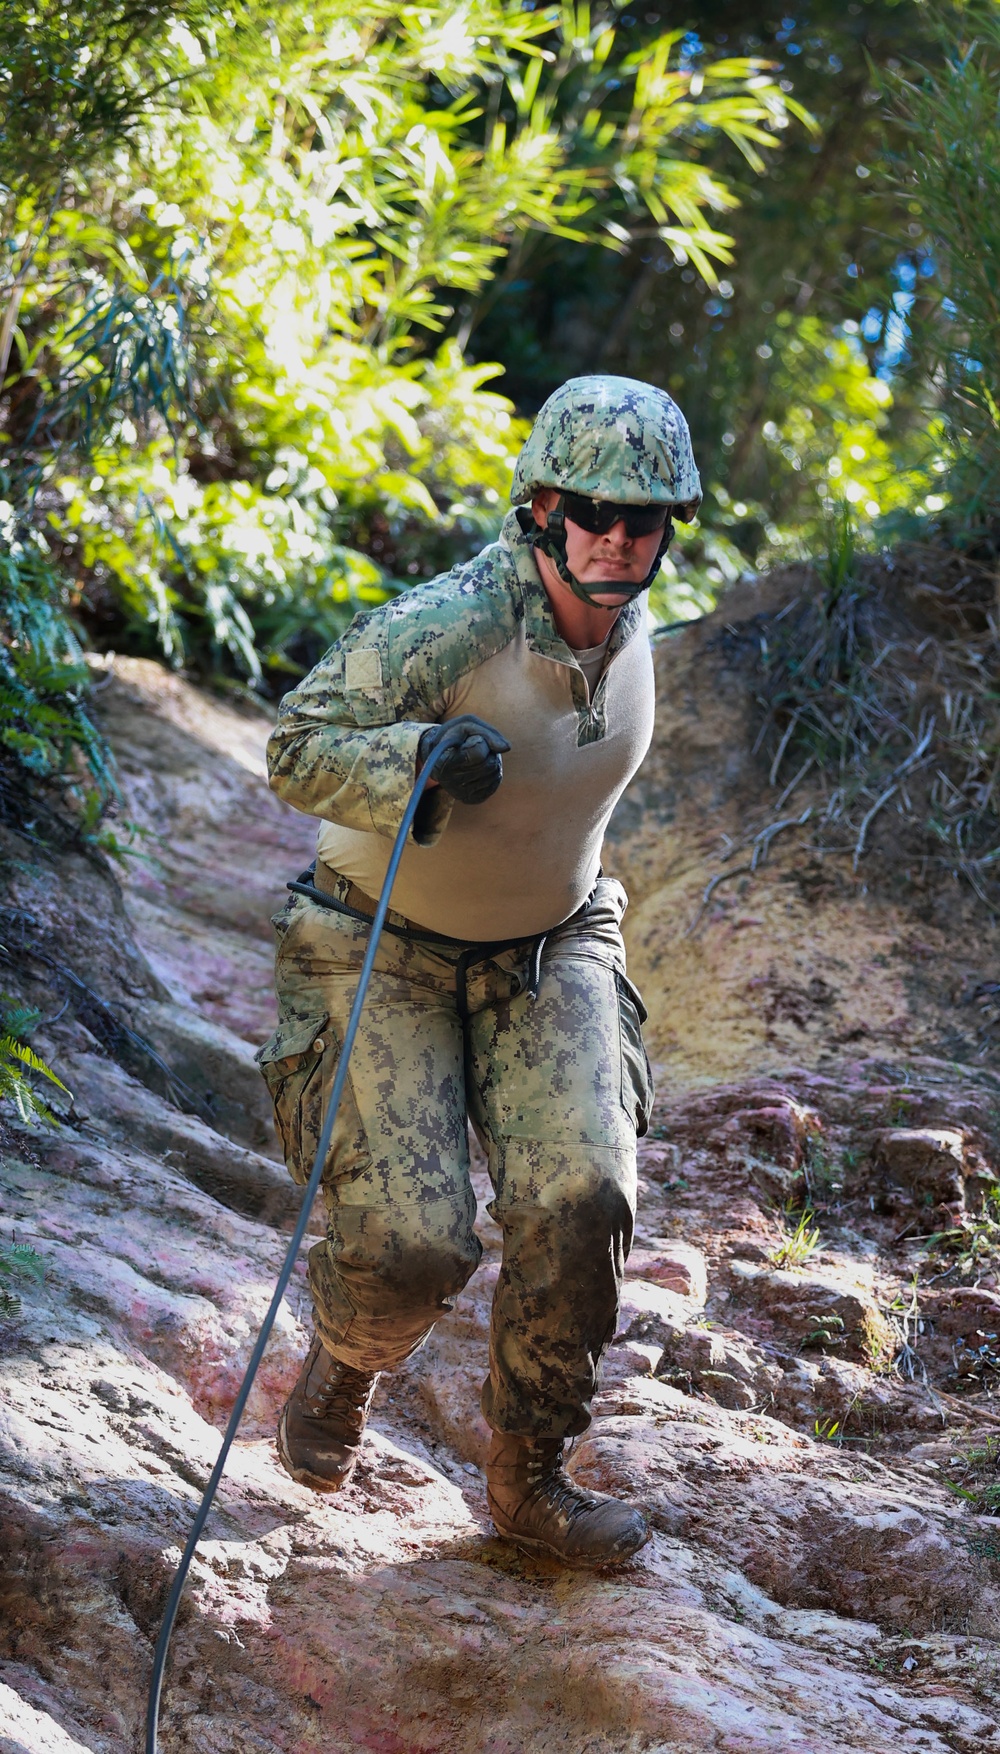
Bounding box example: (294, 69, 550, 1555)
(769, 1207, 821, 1270)
(946, 1436, 1000, 1517)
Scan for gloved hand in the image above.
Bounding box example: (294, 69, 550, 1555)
(417, 715, 511, 805)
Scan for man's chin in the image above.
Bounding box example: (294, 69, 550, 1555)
(586, 588, 633, 608)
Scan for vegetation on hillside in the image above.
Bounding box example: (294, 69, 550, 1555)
(742, 8, 1000, 917)
(887, 2, 1000, 542)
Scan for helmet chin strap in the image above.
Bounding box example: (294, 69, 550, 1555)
(522, 497, 674, 608)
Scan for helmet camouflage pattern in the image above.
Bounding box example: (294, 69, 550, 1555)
(511, 373, 701, 517)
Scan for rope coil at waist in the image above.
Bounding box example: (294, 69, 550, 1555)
(287, 863, 548, 1021)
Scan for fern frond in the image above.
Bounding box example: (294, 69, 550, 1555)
(0, 1036, 68, 1090)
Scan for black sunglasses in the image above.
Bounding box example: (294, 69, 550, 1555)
(560, 492, 670, 538)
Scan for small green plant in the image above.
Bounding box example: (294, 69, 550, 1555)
(0, 1240, 44, 1319)
(947, 1437, 1000, 1517)
(0, 1037, 67, 1125)
(803, 1312, 846, 1350)
(75, 788, 156, 868)
(888, 1090, 919, 1127)
(804, 1136, 844, 1203)
(965, 1534, 1000, 1561)
(0, 1000, 41, 1040)
(952, 1480, 1000, 1514)
(662, 1176, 690, 1196)
(922, 1184, 1000, 1280)
(769, 1208, 821, 1269)
(814, 1390, 867, 1446)
(0, 998, 67, 1125)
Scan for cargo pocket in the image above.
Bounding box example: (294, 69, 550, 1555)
(256, 1013, 372, 1188)
(616, 972, 654, 1138)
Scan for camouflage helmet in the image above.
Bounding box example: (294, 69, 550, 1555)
(511, 374, 701, 518)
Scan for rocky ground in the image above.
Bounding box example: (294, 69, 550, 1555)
(2, 593, 1000, 1753)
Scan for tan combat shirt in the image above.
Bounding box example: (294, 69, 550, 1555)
(267, 508, 655, 941)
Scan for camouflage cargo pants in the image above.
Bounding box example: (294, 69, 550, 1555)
(258, 873, 653, 1438)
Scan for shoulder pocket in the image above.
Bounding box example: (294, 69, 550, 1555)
(615, 972, 654, 1138)
(256, 1014, 370, 1186)
(343, 641, 395, 726)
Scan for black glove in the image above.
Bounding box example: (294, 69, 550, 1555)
(417, 715, 511, 805)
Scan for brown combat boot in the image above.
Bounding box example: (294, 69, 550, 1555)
(277, 1334, 379, 1492)
(486, 1431, 649, 1568)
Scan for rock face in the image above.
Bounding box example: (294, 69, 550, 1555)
(870, 1127, 969, 1214)
(728, 1261, 895, 1364)
(2, 651, 1000, 1753)
(626, 1240, 708, 1303)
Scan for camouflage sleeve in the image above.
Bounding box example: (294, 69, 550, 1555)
(266, 603, 454, 845)
(268, 543, 518, 842)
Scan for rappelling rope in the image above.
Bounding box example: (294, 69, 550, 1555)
(145, 727, 466, 1754)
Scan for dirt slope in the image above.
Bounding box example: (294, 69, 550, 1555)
(608, 569, 1000, 1085)
(1, 621, 1000, 1754)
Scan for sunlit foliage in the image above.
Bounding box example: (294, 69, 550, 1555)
(0, 0, 803, 710)
(469, 1, 942, 587)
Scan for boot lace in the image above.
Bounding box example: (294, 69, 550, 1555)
(306, 1358, 377, 1431)
(525, 1446, 601, 1529)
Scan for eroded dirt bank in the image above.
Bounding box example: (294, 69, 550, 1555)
(2, 599, 1000, 1753)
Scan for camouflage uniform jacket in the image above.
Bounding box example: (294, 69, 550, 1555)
(267, 506, 655, 941)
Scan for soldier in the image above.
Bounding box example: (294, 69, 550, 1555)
(259, 374, 700, 1567)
